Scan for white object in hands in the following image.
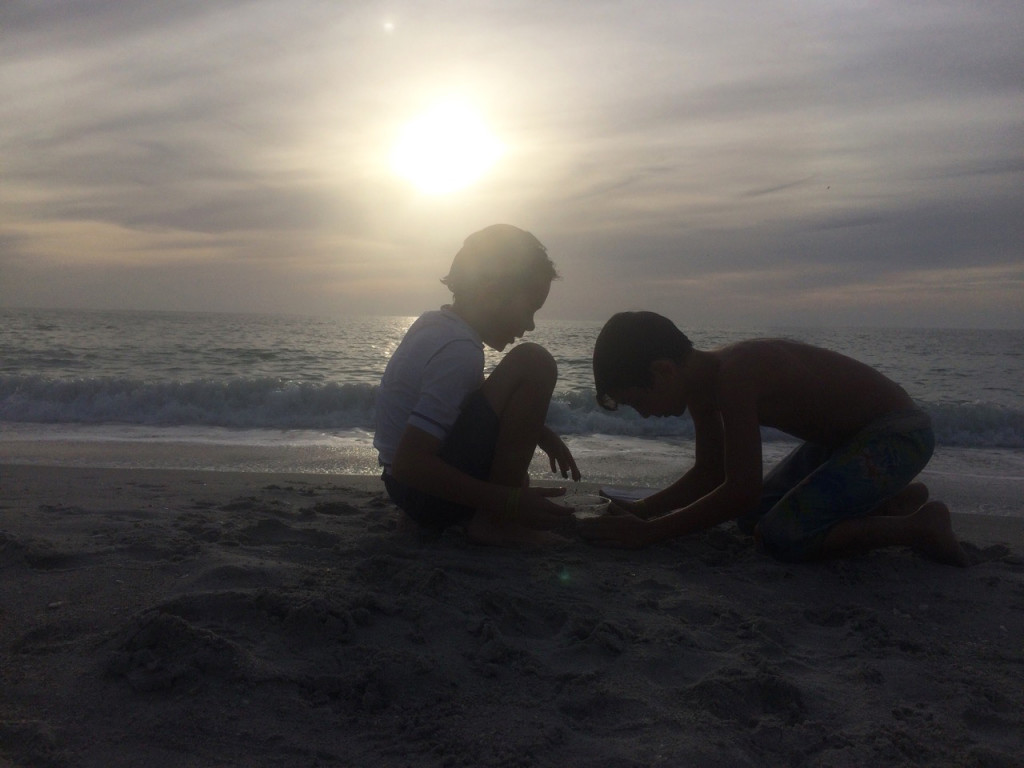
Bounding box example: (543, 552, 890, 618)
(599, 487, 658, 505)
(567, 494, 611, 519)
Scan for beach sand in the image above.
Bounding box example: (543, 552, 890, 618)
(1, 463, 1021, 768)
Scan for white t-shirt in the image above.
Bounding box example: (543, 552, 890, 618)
(373, 308, 485, 469)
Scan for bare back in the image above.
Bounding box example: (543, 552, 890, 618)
(712, 339, 916, 448)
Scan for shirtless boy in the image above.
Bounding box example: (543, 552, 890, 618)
(373, 224, 579, 547)
(579, 311, 966, 565)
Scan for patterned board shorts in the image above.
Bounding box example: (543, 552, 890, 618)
(737, 408, 935, 562)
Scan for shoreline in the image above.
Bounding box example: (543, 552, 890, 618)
(1, 463, 1021, 548)
(2, 462, 1022, 766)
(3, 433, 1023, 519)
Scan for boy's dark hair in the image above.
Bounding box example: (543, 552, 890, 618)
(593, 311, 693, 410)
(441, 224, 557, 298)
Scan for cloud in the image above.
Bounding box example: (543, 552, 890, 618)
(1, 0, 1021, 326)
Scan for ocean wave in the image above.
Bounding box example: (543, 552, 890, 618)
(0, 375, 376, 430)
(2, 375, 1022, 449)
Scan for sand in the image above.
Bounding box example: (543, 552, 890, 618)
(1, 463, 1022, 768)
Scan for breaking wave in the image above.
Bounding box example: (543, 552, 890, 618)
(3, 375, 1022, 449)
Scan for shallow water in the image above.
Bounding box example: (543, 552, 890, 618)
(2, 308, 1022, 519)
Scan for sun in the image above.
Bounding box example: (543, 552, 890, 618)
(391, 101, 503, 195)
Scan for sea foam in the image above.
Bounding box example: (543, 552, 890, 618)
(3, 374, 1022, 449)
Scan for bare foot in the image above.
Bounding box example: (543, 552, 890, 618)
(908, 501, 968, 567)
(872, 482, 929, 516)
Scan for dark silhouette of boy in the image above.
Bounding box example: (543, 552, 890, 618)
(374, 225, 579, 546)
(580, 311, 965, 565)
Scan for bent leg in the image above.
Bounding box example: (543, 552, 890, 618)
(868, 482, 929, 516)
(757, 412, 936, 562)
(822, 500, 967, 566)
(466, 343, 565, 546)
(737, 441, 830, 535)
(479, 342, 558, 485)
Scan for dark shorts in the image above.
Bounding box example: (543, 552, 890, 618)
(382, 390, 500, 531)
(737, 409, 934, 562)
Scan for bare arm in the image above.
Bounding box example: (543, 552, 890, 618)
(538, 425, 581, 481)
(646, 387, 763, 538)
(630, 407, 726, 518)
(581, 378, 763, 548)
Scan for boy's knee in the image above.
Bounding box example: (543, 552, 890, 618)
(484, 343, 557, 413)
(503, 342, 558, 386)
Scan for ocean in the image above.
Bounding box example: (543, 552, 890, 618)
(2, 308, 1023, 514)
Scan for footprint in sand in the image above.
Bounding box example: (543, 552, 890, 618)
(107, 611, 255, 693)
(478, 591, 567, 640)
(688, 667, 807, 727)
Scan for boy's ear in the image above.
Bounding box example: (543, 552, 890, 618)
(458, 279, 503, 309)
(477, 278, 508, 302)
(649, 359, 677, 382)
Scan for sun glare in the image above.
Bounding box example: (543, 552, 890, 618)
(391, 101, 503, 195)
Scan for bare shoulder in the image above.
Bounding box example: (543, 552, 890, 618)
(711, 337, 915, 443)
(714, 337, 867, 374)
(701, 340, 774, 406)
(714, 337, 791, 359)
(710, 338, 790, 381)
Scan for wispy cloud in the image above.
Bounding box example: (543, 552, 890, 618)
(1, 0, 1021, 326)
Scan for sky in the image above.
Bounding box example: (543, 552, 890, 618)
(2, 0, 1022, 328)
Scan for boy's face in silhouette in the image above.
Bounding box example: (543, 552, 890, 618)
(478, 276, 551, 351)
(609, 360, 688, 418)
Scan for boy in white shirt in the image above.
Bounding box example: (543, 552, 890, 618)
(374, 224, 579, 546)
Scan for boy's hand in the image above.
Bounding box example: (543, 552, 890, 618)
(577, 512, 652, 549)
(538, 427, 581, 481)
(606, 499, 649, 518)
(516, 486, 575, 530)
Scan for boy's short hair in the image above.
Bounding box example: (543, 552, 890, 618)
(593, 311, 693, 410)
(442, 224, 557, 298)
